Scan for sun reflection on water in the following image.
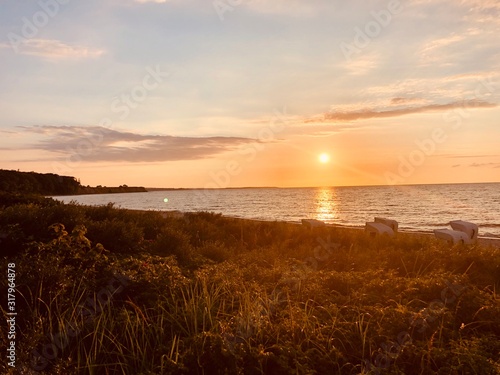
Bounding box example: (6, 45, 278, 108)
(314, 187, 339, 223)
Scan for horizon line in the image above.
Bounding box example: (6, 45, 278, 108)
(146, 181, 500, 191)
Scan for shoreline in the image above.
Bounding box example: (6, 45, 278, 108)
(140, 209, 500, 248)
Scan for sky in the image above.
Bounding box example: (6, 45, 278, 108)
(0, 0, 499, 188)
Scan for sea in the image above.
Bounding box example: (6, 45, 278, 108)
(52, 183, 500, 237)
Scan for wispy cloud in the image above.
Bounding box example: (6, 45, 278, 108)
(18, 126, 258, 162)
(443, 154, 500, 159)
(285, 122, 374, 137)
(359, 72, 499, 108)
(461, 0, 500, 24)
(361, 78, 463, 101)
(0, 39, 104, 60)
(469, 162, 500, 168)
(418, 32, 474, 67)
(390, 97, 429, 105)
(342, 53, 380, 76)
(420, 34, 465, 55)
(306, 99, 497, 123)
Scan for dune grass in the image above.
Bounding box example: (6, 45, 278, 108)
(1, 195, 499, 374)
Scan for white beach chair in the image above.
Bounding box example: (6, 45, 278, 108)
(365, 222, 395, 237)
(449, 220, 478, 243)
(374, 217, 398, 232)
(433, 229, 471, 245)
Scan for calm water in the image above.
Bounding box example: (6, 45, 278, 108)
(53, 183, 500, 237)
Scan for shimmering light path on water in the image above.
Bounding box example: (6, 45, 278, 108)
(54, 183, 500, 237)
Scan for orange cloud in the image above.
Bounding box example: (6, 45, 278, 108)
(2, 39, 104, 60)
(307, 100, 497, 123)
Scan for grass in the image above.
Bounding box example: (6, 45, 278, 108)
(0, 194, 499, 374)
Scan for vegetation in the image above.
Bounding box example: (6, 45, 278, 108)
(0, 170, 80, 195)
(1, 193, 499, 374)
(77, 185, 147, 195)
(0, 169, 146, 196)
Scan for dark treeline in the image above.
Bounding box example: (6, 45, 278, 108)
(78, 185, 147, 195)
(0, 169, 147, 195)
(0, 169, 80, 195)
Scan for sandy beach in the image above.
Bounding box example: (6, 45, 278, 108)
(155, 209, 500, 248)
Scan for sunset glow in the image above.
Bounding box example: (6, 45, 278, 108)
(1, 1, 499, 188)
(319, 153, 330, 164)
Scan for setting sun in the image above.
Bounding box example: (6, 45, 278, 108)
(319, 153, 330, 164)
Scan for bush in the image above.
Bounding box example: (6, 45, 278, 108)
(149, 226, 196, 266)
(86, 218, 144, 253)
(0, 192, 56, 207)
(3, 196, 500, 374)
(199, 241, 233, 263)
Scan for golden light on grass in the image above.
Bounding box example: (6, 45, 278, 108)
(319, 153, 330, 164)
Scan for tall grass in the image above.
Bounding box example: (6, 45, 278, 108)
(1, 196, 499, 373)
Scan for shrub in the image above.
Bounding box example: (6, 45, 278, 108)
(86, 218, 144, 253)
(0, 192, 56, 207)
(149, 226, 196, 266)
(199, 241, 233, 263)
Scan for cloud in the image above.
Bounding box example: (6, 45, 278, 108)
(461, 0, 500, 24)
(420, 34, 465, 55)
(442, 155, 500, 169)
(443, 154, 500, 159)
(306, 99, 497, 123)
(418, 31, 477, 67)
(19, 125, 258, 162)
(408, 0, 500, 23)
(360, 72, 499, 107)
(285, 122, 374, 137)
(442, 71, 497, 82)
(342, 52, 381, 76)
(390, 97, 428, 105)
(0, 39, 104, 60)
(469, 162, 500, 168)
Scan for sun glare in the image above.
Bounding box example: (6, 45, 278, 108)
(319, 153, 330, 164)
